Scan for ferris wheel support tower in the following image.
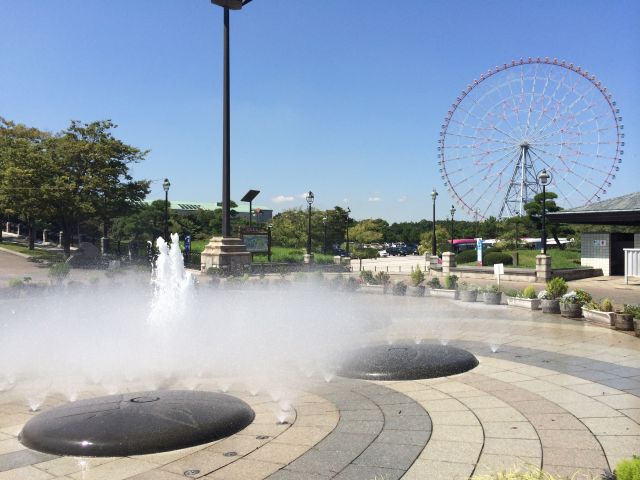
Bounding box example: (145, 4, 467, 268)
(498, 142, 540, 218)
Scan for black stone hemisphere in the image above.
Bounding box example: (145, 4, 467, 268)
(19, 390, 255, 457)
(338, 343, 479, 381)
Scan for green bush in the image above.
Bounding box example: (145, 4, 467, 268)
(600, 298, 614, 312)
(546, 277, 568, 299)
(574, 289, 592, 305)
(392, 281, 407, 296)
(8, 278, 24, 288)
(49, 262, 71, 281)
(458, 282, 478, 292)
(351, 248, 379, 259)
(522, 285, 537, 299)
(427, 277, 441, 289)
(616, 455, 640, 480)
(359, 270, 375, 284)
(374, 271, 390, 285)
(623, 304, 640, 318)
(484, 252, 513, 266)
(444, 274, 458, 289)
(456, 249, 477, 264)
(410, 265, 425, 286)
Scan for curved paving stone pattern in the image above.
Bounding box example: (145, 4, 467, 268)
(1, 296, 639, 479)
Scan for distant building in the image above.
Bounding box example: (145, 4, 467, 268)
(147, 200, 273, 223)
(547, 192, 640, 276)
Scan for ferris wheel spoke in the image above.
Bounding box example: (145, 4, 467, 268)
(445, 131, 514, 146)
(530, 147, 605, 195)
(530, 67, 568, 136)
(523, 62, 541, 137)
(535, 82, 598, 140)
(443, 146, 517, 163)
(505, 74, 526, 138)
(528, 149, 592, 205)
(530, 78, 583, 139)
(453, 148, 521, 202)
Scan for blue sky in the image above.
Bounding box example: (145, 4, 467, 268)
(1, 0, 638, 223)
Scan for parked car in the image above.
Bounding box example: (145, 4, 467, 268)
(386, 247, 407, 256)
(378, 250, 389, 257)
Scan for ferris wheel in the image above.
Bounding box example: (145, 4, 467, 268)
(437, 57, 624, 220)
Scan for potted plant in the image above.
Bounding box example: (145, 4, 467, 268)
(457, 282, 478, 302)
(407, 264, 426, 297)
(482, 285, 502, 305)
(392, 281, 407, 296)
(582, 298, 616, 326)
(559, 289, 592, 319)
(627, 305, 640, 337)
(375, 271, 391, 294)
(614, 304, 636, 331)
(505, 285, 540, 310)
(428, 275, 458, 299)
(539, 277, 568, 314)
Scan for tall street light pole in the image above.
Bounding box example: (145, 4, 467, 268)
(163, 178, 170, 241)
(322, 216, 327, 254)
(305, 191, 314, 255)
(211, 0, 253, 237)
(345, 207, 351, 256)
(430, 189, 438, 256)
(450, 205, 456, 253)
(537, 169, 551, 255)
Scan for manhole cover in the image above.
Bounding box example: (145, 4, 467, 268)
(19, 390, 255, 456)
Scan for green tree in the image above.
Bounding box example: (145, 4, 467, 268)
(418, 224, 450, 255)
(0, 118, 52, 249)
(349, 218, 389, 245)
(523, 191, 573, 250)
(498, 215, 530, 249)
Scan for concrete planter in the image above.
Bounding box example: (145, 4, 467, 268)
(541, 299, 561, 314)
(581, 308, 615, 327)
(614, 312, 634, 331)
(634, 318, 640, 337)
(560, 303, 583, 319)
(483, 292, 503, 305)
(430, 288, 458, 299)
(506, 296, 540, 310)
(360, 285, 385, 295)
(407, 285, 426, 297)
(458, 290, 478, 302)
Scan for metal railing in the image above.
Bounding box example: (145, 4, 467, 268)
(624, 248, 640, 285)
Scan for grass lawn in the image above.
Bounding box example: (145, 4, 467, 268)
(180, 240, 335, 264)
(461, 248, 581, 269)
(0, 241, 64, 262)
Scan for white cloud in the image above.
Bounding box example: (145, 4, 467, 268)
(397, 196, 408, 203)
(368, 196, 382, 202)
(271, 195, 294, 204)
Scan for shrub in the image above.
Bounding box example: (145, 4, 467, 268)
(351, 248, 379, 259)
(344, 277, 360, 291)
(600, 298, 614, 312)
(427, 277, 441, 289)
(456, 249, 477, 264)
(522, 285, 537, 299)
(392, 281, 407, 296)
(546, 277, 568, 299)
(482, 284, 501, 293)
(49, 262, 71, 281)
(623, 304, 640, 318)
(8, 278, 24, 288)
(410, 265, 425, 286)
(374, 271, 390, 285)
(504, 288, 520, 298)
(444, 274, 458, 290)
(574, 289, 592, 305)
(360, 270, 375, 284)
(472, 465, 586, 479)
(616, 455, 640, 480)
(458, 282, 478, 292)
(484, 252, 513, 266)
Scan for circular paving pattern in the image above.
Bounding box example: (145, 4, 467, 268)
(18, 390, 255, 456)
(337, 343, 479, 380)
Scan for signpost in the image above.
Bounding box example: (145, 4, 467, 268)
(494, 263, 504, 289)
(476, 238, 483, 266)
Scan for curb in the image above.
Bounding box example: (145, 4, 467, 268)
(0, 246, 32, 259)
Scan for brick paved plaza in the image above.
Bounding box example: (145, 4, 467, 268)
(1, 278, 639, 479)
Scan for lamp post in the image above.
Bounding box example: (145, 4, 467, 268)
(430, 189, 438, 255)
(305, 191, 314, 255)
(345, 207, 351, 256)
(322, 216, 327, 254)
(537, 169, 552, 254)
(163, 178, 170, 241)
(450, 205, 456, 252)
(267, 223, 273, 262)
(210, 0, 254, 237)
(474, 208, 480, 238)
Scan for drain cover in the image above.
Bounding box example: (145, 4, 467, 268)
(338, 343, 479, 381)
(19, 390, 255, 457)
